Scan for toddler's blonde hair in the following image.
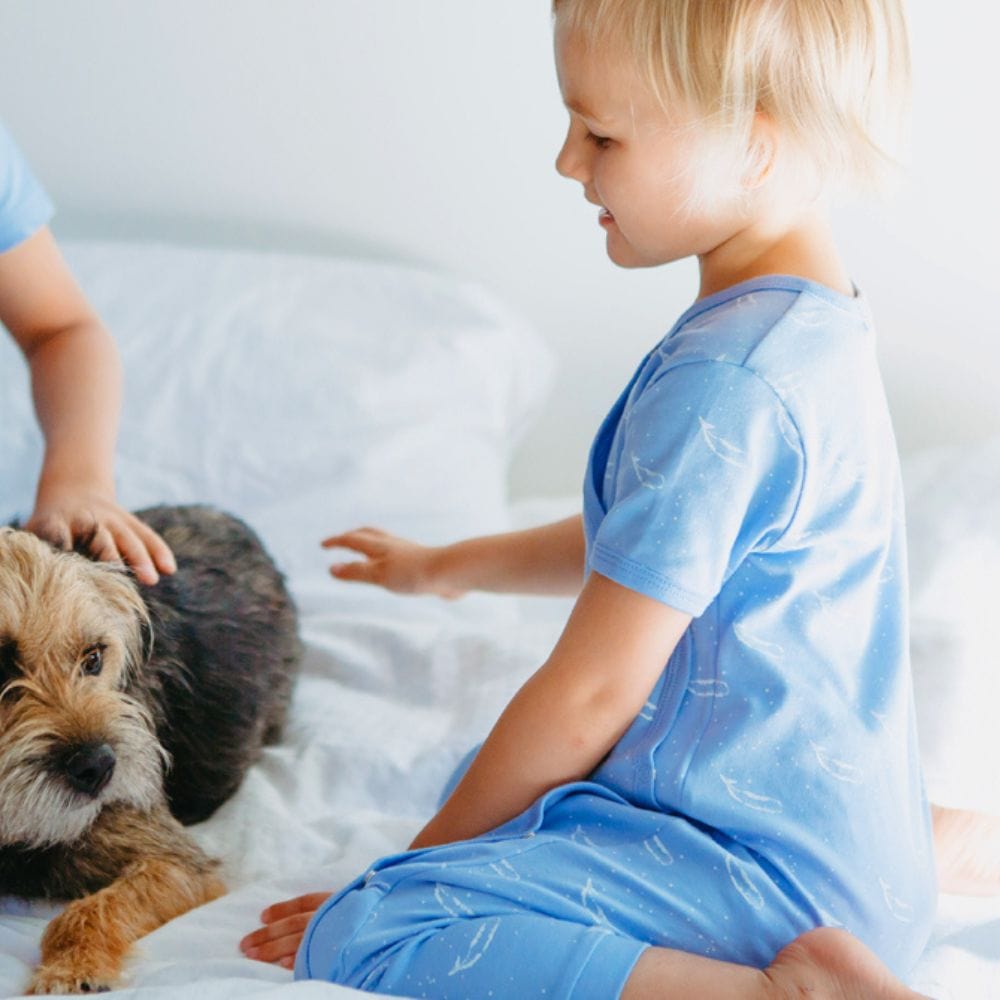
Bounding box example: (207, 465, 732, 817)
(553, 0, 911, 203)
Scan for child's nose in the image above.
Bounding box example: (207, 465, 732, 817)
(555, 131, 585, 182)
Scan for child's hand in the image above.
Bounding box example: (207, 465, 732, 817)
(26, 487, 176, 587)
(321, 527, 464, 599)
(239, 891, 332, 970)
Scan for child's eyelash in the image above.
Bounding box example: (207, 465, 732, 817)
(586, 132, 611, 149)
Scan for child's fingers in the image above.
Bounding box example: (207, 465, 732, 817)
(320, 527, 387, 554)
(24, 513, 72, 551)
(329, 560, 379, 584)
(241, 912, 310, 946)
(130, 517, 177, 575)
(108, 524, 159, 586)
(240, 921, 309, 964)
(259, 892, 332, 923)
(76, 519, 122, 567)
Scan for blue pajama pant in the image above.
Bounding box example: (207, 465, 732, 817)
(295, 783, 818, 999)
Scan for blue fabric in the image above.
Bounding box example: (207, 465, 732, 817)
(297, 276, 937, 996)
(0, 120, 54, 253)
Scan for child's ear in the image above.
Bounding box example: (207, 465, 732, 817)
(742, 111, 779, 190)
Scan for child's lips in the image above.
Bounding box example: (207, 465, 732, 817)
(599, 208, 615, 228)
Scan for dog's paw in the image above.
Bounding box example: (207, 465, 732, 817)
(28, 963, 115, 994)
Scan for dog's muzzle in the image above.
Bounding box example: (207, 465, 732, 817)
(60, 742, 117, 797)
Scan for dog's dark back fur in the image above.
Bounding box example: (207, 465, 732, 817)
(133, 505, 301, 824)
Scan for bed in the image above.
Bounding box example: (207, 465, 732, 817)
(1, 240, 997, 999)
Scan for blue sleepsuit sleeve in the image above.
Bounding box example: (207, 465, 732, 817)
(0, 120, 55, 253)
(589, 360, 805, 616)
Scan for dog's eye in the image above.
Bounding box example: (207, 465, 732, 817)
(80, 645, 105, 677)
(1, 638, 21, 690)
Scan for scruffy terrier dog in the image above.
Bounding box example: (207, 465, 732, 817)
(0, 505, 301, 995)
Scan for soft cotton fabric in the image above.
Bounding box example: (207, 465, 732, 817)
(296, 276, 937, 997)
(0, 120, 53, 252)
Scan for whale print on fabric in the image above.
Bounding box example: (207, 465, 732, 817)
(643, 835, 675, 867)
(435, 884, 474, 918)
(448, 918, 502, 976)
(581, 878, 613, 927)
(698, 416, 746, 468)
(489, 858, 521, 881)
(811, 742, 865, 785)
(733, 622, 785, 659)
(687, 678, 730, 698)
(879, 878, 915, 924)
(720, 774, 784, 814)
(725, 855, 766, 911)
(631, 453, 667, 490)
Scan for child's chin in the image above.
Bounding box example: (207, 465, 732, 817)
(606, 243, 663, 270)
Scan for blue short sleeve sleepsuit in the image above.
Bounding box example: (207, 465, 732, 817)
(296, 277, 937, 998)
(0, 120, 54, 252)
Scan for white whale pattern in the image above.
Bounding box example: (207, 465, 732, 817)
(582, 878, 612, 927)
(775, 404, 800, 452)
(687, 678, 730, 698)
(869, 710, 889, 730)
(879, 878, 914, 923)
(643, 835, 675, 866)
(811, 742, 864, 785)
(720, 774, 784, 814)
(791, 307, 831, 329)
(434, 884, 474, 918)
(698, 417, 746, 468)
(448, 917, 501, 976)
(489, 858, 521, 881)
(733, 622, 785, 659)
(571, 825, 598, 848)
(631, 453, 666, 490)
(639, 699, 657, 721)
(726, 854, 766, 911)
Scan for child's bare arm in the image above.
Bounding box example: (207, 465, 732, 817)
(0, 227, 175, 584)
(409, 570, 692, 848)
(322, 514, 586, 598)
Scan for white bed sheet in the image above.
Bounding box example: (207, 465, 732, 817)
(0, 241, 997, 998)
(0, 511, 997, 999)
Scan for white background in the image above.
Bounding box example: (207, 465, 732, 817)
(1, 0, 996, 497)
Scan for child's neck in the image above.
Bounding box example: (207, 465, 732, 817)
(697, 206, 853, 301)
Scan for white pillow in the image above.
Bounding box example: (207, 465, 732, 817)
(0, 239, 553, 599)
(903, 437, 1000, 812)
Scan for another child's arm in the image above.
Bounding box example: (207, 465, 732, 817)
(0, 227, 175, 584)
(322, 514, 586, 598)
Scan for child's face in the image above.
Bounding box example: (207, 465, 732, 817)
(554, 21, 741, 270)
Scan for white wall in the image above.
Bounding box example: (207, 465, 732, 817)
(1, 0, 996, 497)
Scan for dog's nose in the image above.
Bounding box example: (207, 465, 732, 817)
(62, 743, 116, 797)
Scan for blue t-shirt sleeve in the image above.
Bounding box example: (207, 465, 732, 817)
(589, 360, 804, 616)
(0, 120, 55, 253)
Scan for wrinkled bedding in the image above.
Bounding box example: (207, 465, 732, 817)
(1, 242, 997, 998)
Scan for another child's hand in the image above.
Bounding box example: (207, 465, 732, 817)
(26, 486, 176, 587)
(239, 891, 332, 970)
(322, 527, 464, 599)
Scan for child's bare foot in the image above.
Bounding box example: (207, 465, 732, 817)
(764, 928, 929, 1000)
(932, 804, 1000, 896)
